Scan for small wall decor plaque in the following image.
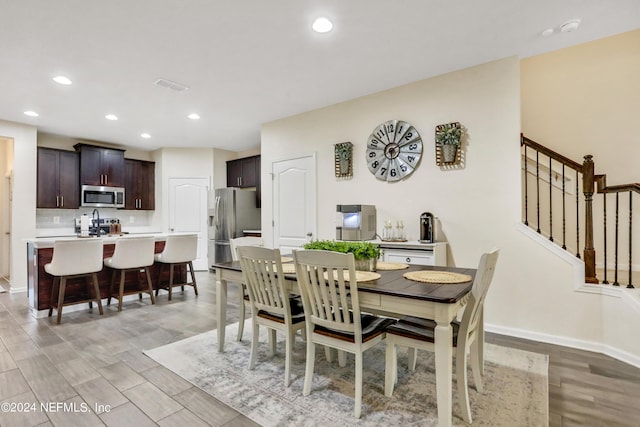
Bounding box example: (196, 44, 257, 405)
(334, 142, 353, 178)
(435, 122, 462, 166)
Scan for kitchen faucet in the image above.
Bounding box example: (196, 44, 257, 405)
(92, 209, 100, 236)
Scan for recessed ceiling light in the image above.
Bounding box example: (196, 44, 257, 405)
(541, 28, 554, 37)
(105, 114, 118, 121)
(53, 75, 72, 85)
(560, 19, 581, 33)
(141, 133, 151, 139)
(24, 110, 39, 117)
(188, 113, 200, 120)
(312, 17, 333, 33)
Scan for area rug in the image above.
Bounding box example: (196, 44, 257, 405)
(144, 322, 548, 426)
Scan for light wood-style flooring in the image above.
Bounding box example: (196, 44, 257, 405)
(0, 273, 639, 426)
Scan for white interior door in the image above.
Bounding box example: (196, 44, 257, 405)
(272, 155, 316, 254)
(169, 177, 209, 270)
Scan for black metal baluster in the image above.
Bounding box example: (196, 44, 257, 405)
(576, 170, 580, 258)
(628, 191, 633, 288)
(524, 145, 529, 226)
(602, 192, 608, 284)
(614, 193, 619, 286)
(536, 151, 541, 234)
(549, 157, 553, 242)
(562, 164, 567, 250)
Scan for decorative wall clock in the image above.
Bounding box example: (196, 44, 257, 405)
(366, 120, 422, 182)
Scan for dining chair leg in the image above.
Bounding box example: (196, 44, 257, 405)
(268, 329, 276, 357)
(338, 350, 347, 367)
(408, 347, 418, 371)
(354, 351, 363, 418)
(284, 328, 294, 387)
(144, 267, 156, 304)
(92, 273, 104, 315)
(324, 346, 333, 363)
(456, 341, 472, 423)
(249, 321, 259, 370)
(384, 340, 397, 397)
(303, 340, 315, 396)
(56, 277, 66, 325)
(470, 337, 483, 392)
(237, 289, 246, 341)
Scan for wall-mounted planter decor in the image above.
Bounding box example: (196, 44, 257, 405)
(334, 142, 353, 178)
(434, 122, 462, 166)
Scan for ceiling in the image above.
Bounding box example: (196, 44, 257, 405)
(0, 1, 638, 152)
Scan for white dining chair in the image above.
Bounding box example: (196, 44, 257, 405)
(384, 248, 499, 423)
(293, 249, 395, 418)
(237, 245, 305, 387)
(230, 236, 264, 341)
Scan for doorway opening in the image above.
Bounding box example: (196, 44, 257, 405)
(0, 136, 14, 290)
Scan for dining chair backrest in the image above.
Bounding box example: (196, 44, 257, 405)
(237, 246, 290, 317)
(293, 250, 363, 343)
(230, 236, 264, 261)
(459, 248, 499, 336)
(157, 234, 197, 263)
(108, 237, 156, 269)
(47, 239, 104, 276)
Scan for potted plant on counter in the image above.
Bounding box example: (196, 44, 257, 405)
(303, 240, 380, 271)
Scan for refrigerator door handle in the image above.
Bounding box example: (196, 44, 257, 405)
(214, 195, 221, 229)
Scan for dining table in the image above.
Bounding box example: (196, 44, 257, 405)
(212, 260, 476, 427)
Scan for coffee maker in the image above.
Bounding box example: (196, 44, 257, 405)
(419, 212, 435, 243)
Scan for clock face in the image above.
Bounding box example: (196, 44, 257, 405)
(366, 120, 423, 181)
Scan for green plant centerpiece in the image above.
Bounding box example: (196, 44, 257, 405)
(303, 240, 380, 271)
(435, 122, 462, 164)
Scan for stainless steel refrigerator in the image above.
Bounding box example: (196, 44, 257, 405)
(209, 188, 261, 266)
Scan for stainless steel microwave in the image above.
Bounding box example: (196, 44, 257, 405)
(81, 185, 125, 208)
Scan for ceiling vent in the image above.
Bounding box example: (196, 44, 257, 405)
(153, 78, 190, 92)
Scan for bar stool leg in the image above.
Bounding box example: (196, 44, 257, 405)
(108, 269, 117, 306)
(155, 264, 163, 297)
(168, 264, 174, 301)
(144, 267, 155, 304)
(118, 270, 126, 312)
(56, 277, 67, 325)
(92, 273, 104, 315)
(49, 276, 59, 318)
(188, 261, 198, 295)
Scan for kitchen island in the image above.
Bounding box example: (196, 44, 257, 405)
(26, 234, 186, 317)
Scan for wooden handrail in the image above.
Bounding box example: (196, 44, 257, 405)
(521, 134, 583, 171)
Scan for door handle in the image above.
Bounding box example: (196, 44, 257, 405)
(60, 196, 64, 207)
(56, 196, 59, 207)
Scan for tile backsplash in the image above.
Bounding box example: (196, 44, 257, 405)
(37, 209, 150, 229)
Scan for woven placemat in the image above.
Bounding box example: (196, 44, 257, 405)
(280, 263, 296, 274)
(280, 256, 293, 263)
(323, 271, 381, 282)
(376, 261, 410, 271)
(403, 270, 472, 284)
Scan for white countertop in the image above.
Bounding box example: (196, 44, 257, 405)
(27, 232, 173, 248)
(372, 240, 446, 249)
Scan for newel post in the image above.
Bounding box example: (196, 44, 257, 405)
(582, 155, 599, 283)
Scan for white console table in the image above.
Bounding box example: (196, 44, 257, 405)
(377, 240, 447, 266)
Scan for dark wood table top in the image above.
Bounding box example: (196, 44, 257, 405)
(213, 261, 476, 304)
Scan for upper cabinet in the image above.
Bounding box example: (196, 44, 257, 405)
(227, 155, 261, 207)
(124, 159, 155, 210)
(227, 155, 259, 188)
(37, 147, 80, 209)
(74, 143, 125, 187)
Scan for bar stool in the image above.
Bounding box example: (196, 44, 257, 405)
(45, 239, 105, 324)
(154, 234, 198, 301)
(103, 236, 156, 311)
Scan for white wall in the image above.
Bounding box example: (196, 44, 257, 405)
(0, 120, 37, 292)
(261, 57, 617, 353)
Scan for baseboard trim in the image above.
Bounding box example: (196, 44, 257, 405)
(486, 323, 640, 369)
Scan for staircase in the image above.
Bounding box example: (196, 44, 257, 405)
(521, 134, 639, 288)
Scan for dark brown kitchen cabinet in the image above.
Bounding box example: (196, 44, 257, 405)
(37, 147, 80, 209)
(74, 143, 125, 187)
(227, 155, 259, 188)
(124, 159, 155, 210)
(227, 155, 261, 207)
